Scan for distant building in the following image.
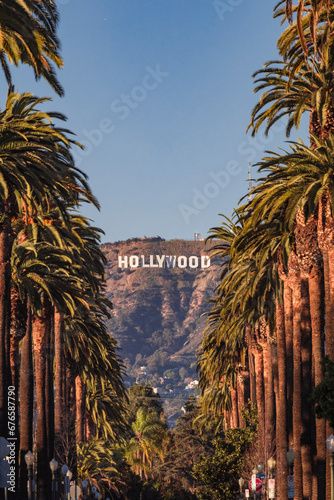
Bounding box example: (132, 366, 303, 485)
(186, 380, 199, 390)
(194, 233, 204, 241)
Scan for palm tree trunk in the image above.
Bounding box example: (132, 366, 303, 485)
(45, 319, 54, 460)
(19, 307, 33, 499)
(0, 223, 11, 434)
(237, 372, 245, 427)
(263, 335, 275, 464)
(246, 326, 257, 404)
(232, 386, 240, 428)
(254, 344, 265, 456)
(9, 288, 19, 388)
(32, 306, 51, 497)
(54, 309, 63, 441)
(309, 269, 326, 499)
(292, 276, 303, 500)
(275, 298, 288, 499)
(75, 375, 85, 443)
(301, 280, 313, 499)
(316, 194, 333, 498)
(327, 247, 334, 359)
(284, 284, 294, 447)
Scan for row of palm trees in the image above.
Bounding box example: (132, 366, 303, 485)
(199, 2, 334, 499)
(0, 1, 128, 498)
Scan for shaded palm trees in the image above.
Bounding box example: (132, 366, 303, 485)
(0, 2, 129, 497)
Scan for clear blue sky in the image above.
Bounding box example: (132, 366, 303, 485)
(11, 0, 303, 242)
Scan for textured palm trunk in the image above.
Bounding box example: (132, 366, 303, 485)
(317, 194, 334, 498)
(284, 284, 294, 446)
(66, 366, 78, 475)
(263, 334, 275, 463)
(309, 268, 326, 499)
(45, 320, 54, 460)
(327, 246, 334, 358)
(54, 309, 63, 441)
(85, 415, 91, 441)
(18, 308, 33, 499)
(75, 375, 85, 443)
(230, 386, 239, 428)
(32, 307, 51, 497)
(237, 372, 245, 427)
(317, 196, 334, 359)
(0, 223, 11, 435)
(9, 288, 19, 388)
(275, 298, 288, 499)
(300, 280, 313, 500)
(254, 343, 265, 456)
(292, 273, 303, 500)
(246, 326, 257, 404)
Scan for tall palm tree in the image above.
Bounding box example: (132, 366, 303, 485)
(0, 92, 90, 435)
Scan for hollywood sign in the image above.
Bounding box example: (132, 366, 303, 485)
(118, 255, 211, 269)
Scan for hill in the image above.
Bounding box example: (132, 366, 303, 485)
(102, 237, 220, 424)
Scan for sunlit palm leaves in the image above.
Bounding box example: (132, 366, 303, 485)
(0, 0, 63, 94)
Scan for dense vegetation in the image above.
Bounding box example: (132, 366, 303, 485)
(113, 387, 257, 500)
(0, 1, 128, 498)
(199, 1, 334, 499)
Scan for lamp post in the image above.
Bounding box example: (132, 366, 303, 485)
(327, 435, 334, 500)
(81, 479, 88, 499)
(25, 451, 34, 500)
(61, 464, 69, 499)
(267, 457, 276, 500)
(49, 459, 58, 500)
(239, 477, 245, 499)
(251, 468, 257, 499)
(66, 470, 73, 500)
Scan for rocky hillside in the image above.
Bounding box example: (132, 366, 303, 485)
(102, 237, 220, 424)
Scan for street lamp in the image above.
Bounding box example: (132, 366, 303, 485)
(49, 459, 58, 500)
(66, 470, 73, 500)
(61, 464, 69, 476)
(239, 477, 245, 498)
(267, 457, 276, 477)
(61, 464, 69, 499)
(267, 457, 276, 500)
(82, 479, 88, 498)
(251, 468, 258, 500)
(327, 435, 334, 500)
(25, 451, 34, 500)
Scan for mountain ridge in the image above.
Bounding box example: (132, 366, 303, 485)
(102, 237, 220, 423)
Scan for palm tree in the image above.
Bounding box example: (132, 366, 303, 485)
(77, 439, 125, 497)
(0, 91, 90, 435)
(0, 0, 63, 94)
(125, 407, 167, 480)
